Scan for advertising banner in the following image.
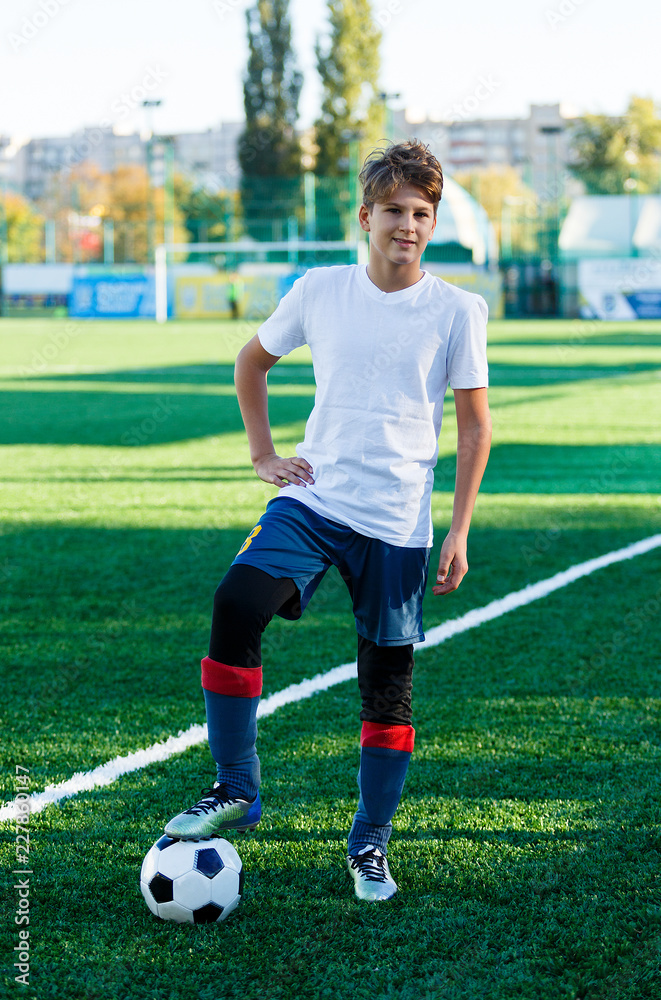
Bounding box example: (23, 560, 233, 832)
(70, 274, 156, 318)
(175, 275, 234, 319)
(175, 275, 278, 321)
(578, 258, 661, 319)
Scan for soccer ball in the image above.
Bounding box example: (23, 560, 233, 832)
(140, 835, 244, 924)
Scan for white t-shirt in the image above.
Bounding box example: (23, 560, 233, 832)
(257, 264, 488, 548)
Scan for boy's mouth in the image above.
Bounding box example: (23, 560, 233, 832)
(393, 238, 415, 247)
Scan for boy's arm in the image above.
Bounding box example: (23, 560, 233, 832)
(433, 386, 491, 596)
(234, 334, 314, 488)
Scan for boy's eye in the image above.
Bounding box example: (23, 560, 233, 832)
(385, 207, 429, 217)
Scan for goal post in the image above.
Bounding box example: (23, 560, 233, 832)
(154, 240, 367, 324)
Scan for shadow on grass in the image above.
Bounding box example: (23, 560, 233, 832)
(1, 467, 258, 483)
(435, 441, 661, 493)
(488, 359, 661, 385)
(14, 357, 661, 389)
(0, 385, 313, 446)
(15, 363, 316, 387)
(492, 328, 661, 349)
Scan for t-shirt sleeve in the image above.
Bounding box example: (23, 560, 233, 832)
(257, 272, 308, 357)
(446, 296, 489, 389)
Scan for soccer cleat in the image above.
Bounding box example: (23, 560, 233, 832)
(164, 783, 261, 840)
(347, 845, 397, 902)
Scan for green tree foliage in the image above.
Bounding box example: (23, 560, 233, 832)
(38, 162, 186, 263)
(176, 176, 238, 244)
(314, 0, 384, 177)
(2, 193, 44, 262)
(239, 0, 303, 239)
(453, 166, 539, 258)
(313, 0, 385, 239)
(569, 96, 661, 195)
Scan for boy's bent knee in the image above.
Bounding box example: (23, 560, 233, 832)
(209, 564, 297, 668)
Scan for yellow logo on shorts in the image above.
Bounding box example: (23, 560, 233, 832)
(237, 524, 262, 555)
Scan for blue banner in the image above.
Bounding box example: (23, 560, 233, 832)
(69, 274, 156, 318)
(623, 291, 661, 319)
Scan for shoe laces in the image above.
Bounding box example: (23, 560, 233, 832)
(184, 784, 232, 816)
(349, 847, 389, 883)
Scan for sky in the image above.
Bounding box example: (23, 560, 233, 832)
(0, 0, 658, 141)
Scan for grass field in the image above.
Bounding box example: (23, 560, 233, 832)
(1, 315, 660, 1000)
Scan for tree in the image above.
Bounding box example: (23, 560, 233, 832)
(39, 162, 186, 263)
(176, 177, 238, 244)
(314, 0, 384, 176)
(452, 166, 538, 258)
(239, 0, 303, 239)
(569, 96, 661, 195)
(2, 193, 44, 262)
(312, 0, 384, 239)
(42, 162, 151, 263)
(38, 162, 107, 263)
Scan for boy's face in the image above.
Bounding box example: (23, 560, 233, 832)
(359, 183, 437, 269)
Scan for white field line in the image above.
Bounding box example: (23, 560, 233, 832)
(2, 533, 660, 823)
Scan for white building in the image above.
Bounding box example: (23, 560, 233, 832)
(0, 123, 244, 203)
(394, 104, 578, 203)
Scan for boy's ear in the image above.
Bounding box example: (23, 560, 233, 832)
(358, 204, 371, 232)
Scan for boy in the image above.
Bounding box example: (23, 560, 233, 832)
(165, 141, 492, 902)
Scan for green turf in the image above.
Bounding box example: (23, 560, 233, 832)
(1, 317, 660, 999)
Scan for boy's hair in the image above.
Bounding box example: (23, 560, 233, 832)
(359, 140, 444, 214)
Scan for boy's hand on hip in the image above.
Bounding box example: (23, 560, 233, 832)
(432, 531, 468, 595)
(254, 454, 315, 489)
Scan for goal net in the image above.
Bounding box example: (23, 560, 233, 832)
(155, 240, 366, 323)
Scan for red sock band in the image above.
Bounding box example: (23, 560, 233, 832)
(201, 657, 263, 698)
(360, 721, 415, 753)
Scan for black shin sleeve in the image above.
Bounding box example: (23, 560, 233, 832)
(208, 564, 299, 668)
(357, 635, 414, 726)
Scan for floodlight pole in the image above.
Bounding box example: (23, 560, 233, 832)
(539, 124, 563, 264)
(142, 99, 162, 264)
(378, 91, 401, 141)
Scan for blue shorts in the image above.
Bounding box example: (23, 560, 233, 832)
(232, 497, 430, 646)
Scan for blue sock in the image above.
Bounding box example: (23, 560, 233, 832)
(348, 722, 414, 856)
(204, 689, 260, 800)
(201, 657, 262, 800)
